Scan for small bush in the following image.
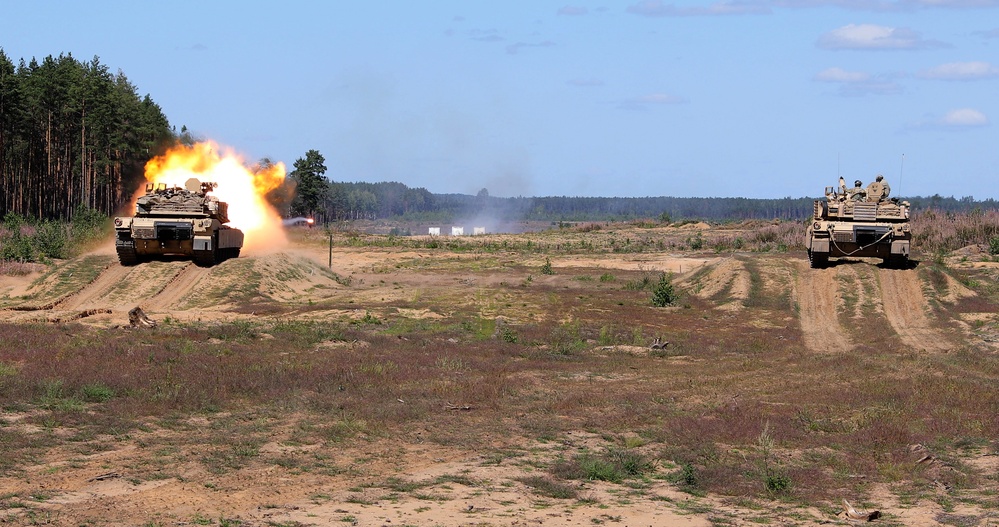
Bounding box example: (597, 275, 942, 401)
(651, 272, 678, 307)
(540, 257, 555, 275)
(670, 463, 698, 488)
(624, 275, 654, 291)
(548, 322, 584, 356)
(765, 473, 791, 493)
(687, 233, 704, 250)
(81, 383, 115, 403)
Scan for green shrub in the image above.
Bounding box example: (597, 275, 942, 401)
(70, 205, 110, 245)
(552, 450, 652, 484)
(765, 473, 791, 493)
(651, 272, 678, 307)
(540, 257, 555, 275)
(81, 383, 116, 403)
(670, 462, 698, 488)
(33, 221, 69, 259)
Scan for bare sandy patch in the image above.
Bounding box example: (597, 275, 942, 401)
(794, 261, 852, 353)
(878, 267, 955, 352)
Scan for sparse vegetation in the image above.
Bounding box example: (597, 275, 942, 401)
(2, 219, 999, 525)
(0, 208, 110, 265)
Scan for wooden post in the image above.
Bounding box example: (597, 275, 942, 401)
(329, 232, 333, 269)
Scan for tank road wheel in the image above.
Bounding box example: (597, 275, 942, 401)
(808, 250, 829, 269)
(116, 241, 139, 266)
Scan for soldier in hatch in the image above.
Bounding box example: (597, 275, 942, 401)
(846, 179, 867, 201)
(865, 174, 891, 202)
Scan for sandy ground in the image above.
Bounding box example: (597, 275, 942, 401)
(2, 238, 997, 526)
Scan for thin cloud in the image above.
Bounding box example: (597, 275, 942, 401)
(918, 61, 999, 80)
(469, 29, 504, 43)
(814, 67, 870, 82)
(812, 68, 902, 97)
(839, 80, 903, 95)
(557, 6, 589, 15)
(618, 92, 686, 110)
(941, 108, 989, 126)
(775, 0, 999, 10)
(567, 78, 605, 87)
(626, 0, 771, 16)
(909, 108, 990, 129)
(817, 23, 944, 49)
(976, 28, 999, 38)
(506, 41, 556, 55)
(813, 67, 902, 95)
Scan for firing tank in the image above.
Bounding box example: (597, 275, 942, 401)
(114, 178, 244, 267)
(805, 175, 911, 269)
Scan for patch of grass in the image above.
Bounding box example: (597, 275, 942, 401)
(81, 383, 115, 403)
(517, 475, 578, 499)
(552, 449, 653, 484)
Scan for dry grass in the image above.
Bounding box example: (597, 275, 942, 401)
(3, 223, 999, 523)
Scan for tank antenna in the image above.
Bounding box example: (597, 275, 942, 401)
(898, 153, 904, 197)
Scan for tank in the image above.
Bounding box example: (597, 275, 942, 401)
(113, 178, 244, 267)
(805, 175, 911, 269)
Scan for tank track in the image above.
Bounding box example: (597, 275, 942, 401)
(807, 250, 828, 269)
(193, 247, 240, 267)
(116, 240, 139, 266)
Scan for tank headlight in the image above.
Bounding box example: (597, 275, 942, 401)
(114, 218, 122, 227)
(813, 222, 821, 230)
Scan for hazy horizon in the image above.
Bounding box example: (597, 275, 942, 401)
(5, 1, 997, 200)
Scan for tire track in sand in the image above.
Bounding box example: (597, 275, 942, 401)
(144, 263, 211, 310)
(795, 260, 852, 352)
(877, 267, 953, 352)
(58, 263, 132, 310)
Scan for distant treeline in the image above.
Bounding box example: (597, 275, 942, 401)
(312, 180, 999, 223)
(0, 50, 174, 221)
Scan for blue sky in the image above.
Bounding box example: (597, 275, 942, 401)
(4, 1, 998, 199)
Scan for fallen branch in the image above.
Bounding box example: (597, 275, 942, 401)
(843, 499, 881, 522)
(128, 306, 157, 328)
(88, 472, 122, 482)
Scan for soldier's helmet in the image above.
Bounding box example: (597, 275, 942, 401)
(854, 180, 863, 187)
(876, 175, 884, 182)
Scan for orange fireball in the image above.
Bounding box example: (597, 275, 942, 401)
(144, 141, 288, 251)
